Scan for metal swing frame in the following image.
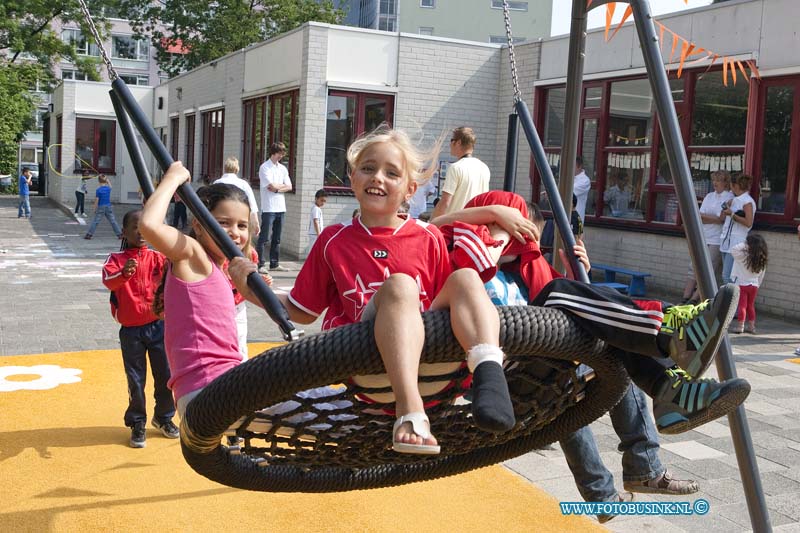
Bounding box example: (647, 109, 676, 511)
(499, 0, 770, 530)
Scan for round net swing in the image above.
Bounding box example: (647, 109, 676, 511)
(179, 306, 628, 492)
(74, 0, 630, 493)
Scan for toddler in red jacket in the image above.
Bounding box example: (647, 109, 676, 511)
(102, 209, 178, 448)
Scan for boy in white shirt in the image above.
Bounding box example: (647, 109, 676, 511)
(307, 189, 327, 254)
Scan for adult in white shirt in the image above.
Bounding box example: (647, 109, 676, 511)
(573, 155, 592, 223)
(214, 156, 261, 237)
(681, 170, 735, 303)
(720, 173, 756, 284)
(431, 127, 490, 218)
(256, 142, 293, 272)
(409, 179, 436, 219)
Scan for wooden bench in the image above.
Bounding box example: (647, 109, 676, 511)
(591, 264, 652, 297)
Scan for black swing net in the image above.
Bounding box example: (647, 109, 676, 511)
(81, 0, 630, 493)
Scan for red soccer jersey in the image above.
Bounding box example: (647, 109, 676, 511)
(289, 216, 452, 330)
(102, 246, 167, 327)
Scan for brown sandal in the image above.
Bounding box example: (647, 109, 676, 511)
(623, 470, 699, 495)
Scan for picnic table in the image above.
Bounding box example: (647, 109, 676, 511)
(591, 263, 652, 297)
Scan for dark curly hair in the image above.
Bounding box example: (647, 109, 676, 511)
(744, 233, 768, 274)
(152, 184, 251, 318)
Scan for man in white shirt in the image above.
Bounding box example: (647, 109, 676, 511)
(431, 127, 490, 218)
(214, 156, 260, 237)
(408, 179, 436, 219)
(573, 155, 592, 223)
(256, 142, 292, 272)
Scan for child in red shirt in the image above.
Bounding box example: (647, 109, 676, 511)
(102, 209, 178, 448)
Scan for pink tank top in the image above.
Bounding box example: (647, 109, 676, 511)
(164, 260, 241, 402)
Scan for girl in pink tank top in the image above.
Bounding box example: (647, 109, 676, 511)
(140, 162, 272, 416)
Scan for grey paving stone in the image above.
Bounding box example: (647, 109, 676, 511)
(768, 492, 800, 521)
(668, 458, 743, 481)
(716, 502, 795, 529)
(756, 472, 800, 497)
(757, 447, 800, 469)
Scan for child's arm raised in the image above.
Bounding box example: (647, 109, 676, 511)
(139, 162, 206, 273)
(228, 257, 318, 324)
(431, 205, 539, 243)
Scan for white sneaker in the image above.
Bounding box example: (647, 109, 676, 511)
(257, 265, 270, 274)
(270, 265, 289, 272)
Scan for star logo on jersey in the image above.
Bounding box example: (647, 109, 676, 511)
(342, 274, 376, 320)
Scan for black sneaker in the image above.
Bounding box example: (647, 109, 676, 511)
(130, 422, 146, 448)
(152, 418, 180, 439)
(661, 284, 739, 378)
(653, 368, 751, 435)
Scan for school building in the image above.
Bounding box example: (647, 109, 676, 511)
(45, 0, 800, 319)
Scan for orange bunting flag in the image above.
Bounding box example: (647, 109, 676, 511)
(609, 5, 633, 41)
(722, 57, 729, 86)
(746, 59, 761, 80)
(658, 22, 666, 53)
(604, 2, 616, 41)
(736, 60, 749, 82)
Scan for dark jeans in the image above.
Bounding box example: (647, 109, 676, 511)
(257, 211, 284, 268)
(74, 191, 85, 214)
(171, 202, 187, 229)
(119, 320, 175, 427)
(560, 384, 665, 501)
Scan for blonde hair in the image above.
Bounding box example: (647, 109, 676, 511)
(224, 156, 239, 174)
(346, 125, 443, 187)
(711, 170, 731, 188)
(98, 174, 109, 184)
(452, 126, 477, 150)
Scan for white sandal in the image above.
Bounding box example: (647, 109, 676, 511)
(392, 412, 440, 455)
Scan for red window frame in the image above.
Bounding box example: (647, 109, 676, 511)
(268, 90, 299, 179)
(323, 90, 395, 193)
(185, 114, 195, 176)
(170, 116, 179, 160)
(200, 108, 224, 183)
(242, 96, 267, 184)
(74, 117, 116, 174)
(530, 67, 785, 232)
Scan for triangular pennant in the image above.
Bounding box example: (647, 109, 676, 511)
(669, 31, 680, 66)
(608, 5, 633, 42)
(658, 22, 665, 53)
(587, 0, 593, 7)
(677, 40, 690, 78)
(604, 3, 616, 41)
(746, 59, 761, 80)
(730, 57, 737, 85)
(722, 57, 729, 86)
(736, 60, 749, 81)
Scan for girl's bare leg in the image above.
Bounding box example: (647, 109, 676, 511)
(371, 274, 436, 447)
(431, 268, 515, 432)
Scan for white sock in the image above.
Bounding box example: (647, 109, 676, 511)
(467, 344, 504, 373)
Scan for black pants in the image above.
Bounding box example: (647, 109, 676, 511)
(171, 202, 187, 229)
(119, 320, 175, 427)
(530, 278, 672, 396)
(257, 212, 284, 268)
(74, 191, 85, 214)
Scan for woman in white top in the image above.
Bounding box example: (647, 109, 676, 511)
(720, 174, 756, 284)
(682, 171, 734, 303)
(729, 233, 767, 334)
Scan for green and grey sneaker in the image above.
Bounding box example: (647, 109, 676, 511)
(653, 368, 751, 435)
(661, 284, 739, 378)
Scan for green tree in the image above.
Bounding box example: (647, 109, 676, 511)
(0, 0, 110, 173)
(120, 0, 345, 77)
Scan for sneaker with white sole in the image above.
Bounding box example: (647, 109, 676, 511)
(270, 264, 289, 272)
(661, 284, 739, 378)
(130, 422, 146, 448)
(152, 418, 180, 439)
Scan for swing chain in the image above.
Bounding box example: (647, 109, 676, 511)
(502, 0, 522, 105)
(75, 0, 118, 81)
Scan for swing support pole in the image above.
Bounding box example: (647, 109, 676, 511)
(503, 113, 519, 192)
(628, 1, 770, 529)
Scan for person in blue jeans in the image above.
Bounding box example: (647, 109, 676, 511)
(18, 167, 33, 218)
(84, 174, 122, 239)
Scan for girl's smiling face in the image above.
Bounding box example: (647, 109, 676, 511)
(194, 199, 251, 260)
(350, 141, 417, 225)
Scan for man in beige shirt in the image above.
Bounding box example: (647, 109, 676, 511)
(431, 127, 490, 218)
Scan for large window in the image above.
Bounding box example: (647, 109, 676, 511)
(74, 118, 116, 174)
(61, 69, 90, 81)
(200, 109, 224, 183)
(112, 35, 149, 61)
(269, 90, 298, 178)
(185, 114, 196, 176)
(61, 29, 99, 56)
(533, 68, 775, 230)
(324, 91, 394, 191)
(119, 74, 150, 86)
(242, 96, 267, 183)
(170, 117, 179, 159)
